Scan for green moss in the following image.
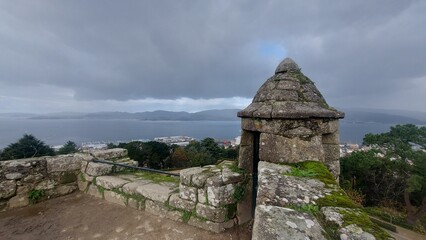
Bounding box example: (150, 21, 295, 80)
(285, 161, 336, 185)
(110, 188, 145, 203)
(229, 162, 245, 174)
(79, 173, 86, 182)
(339, 209, 391, 240)
(287, 70, 314, 84)
(28, 189, 45, 204)
(292, 204, 320, 215)
(233, 185, 246, 203)
(59, 172, 77, 184)
(317, 190, 359, 209)
(225, 203, 237, 221)
(97, 185, 105, 198)
(182, 210, 193, 223)
(134, 172, 179, 184)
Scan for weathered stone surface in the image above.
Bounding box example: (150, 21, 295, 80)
(127, 198, 140, 210)
(87, 184, 103, 198)
(48, 185, 77, 197)
(188, 218, 234, 233)
(252, 205, 325, 240)
(5, 173, 23, 180)
(46, 155, 83, 173)
(276, 80, 300, 90)
(275, 57, 300, 74)
(145, 200, 182, 222)
(78, 179, 89, 192)
(7, 194, 29, 209)
(122, 180, 151, 195)
(207, 184, 235, 207)
(85, 148, 128, 160)
(320, 119, 339, 134)
(22, 174, 44, 183)
(322, 132, 340, 144)
(198, 188, 208, 205)
(237, 179, 253, 225)
(179, 184, 197, 202)
(136, 183, 175, 203)
(196, 203, 227, 223)
(259, 133, 324, 163)
(35, 179, 56, 190)
(206, 175, 223, 187)
(179, 167, 204, 186)
(322, 207, 376, 240)
(85, 162, 113, 176)
(104, 190, 126, 206)
(257, 161, 332, 207)
(169, 193, 196, 211)
(338, 224, 375, 240)
(96, 176, 130, 190)
(221, 168, 243, 185)
(238, 130, 254, 172)
(191, 170, 214, 188)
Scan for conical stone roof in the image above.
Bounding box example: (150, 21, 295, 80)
(238, 58, 344, 119)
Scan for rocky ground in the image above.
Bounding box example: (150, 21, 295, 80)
(0, 192, 251, 240)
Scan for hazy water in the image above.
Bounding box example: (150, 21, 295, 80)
(0, 118, 394, 149)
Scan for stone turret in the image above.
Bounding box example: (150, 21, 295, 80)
(236, 58, 344, 224)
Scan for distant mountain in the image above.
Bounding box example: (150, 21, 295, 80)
(27, 109, 241, 121)
(4, 108, 426, 124)
(342, 109, 426, 125)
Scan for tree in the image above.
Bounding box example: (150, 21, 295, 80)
(167, 147, 189, 168)
(0, 134, 55, 160)
(57, 141, 78, 155)
(361, 124, 426, 224)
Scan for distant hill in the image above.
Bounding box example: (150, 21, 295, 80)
(4, 108, 426, 124)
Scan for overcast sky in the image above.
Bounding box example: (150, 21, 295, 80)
(0, 1, 425, 113)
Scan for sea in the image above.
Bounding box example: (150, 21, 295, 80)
(0, 118, 395, 149)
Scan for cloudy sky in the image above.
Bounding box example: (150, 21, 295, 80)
(0, 0, 425, 113)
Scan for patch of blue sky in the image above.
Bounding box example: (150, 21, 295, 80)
(258, 42, 287, 61)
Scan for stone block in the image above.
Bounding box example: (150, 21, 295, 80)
(0, 180, 16, 199)
(58, 172, 77, 184)
(322, 132, 340, 144)
(46, 155, 82, 173)
(320, 120, 339, 134)
(221, 168, 243, 185)
(47, 185, 77, 197)
(127, 198, 140, 210)
(179, 184, 197, 202)
(82, 173, 94, 182)
(145, 200, 182, 222)
(85, 148, 128, 160)
(191, 171, 214, 188)
(136, 183, 175, 203)
(7, 194, 29, 209)
(179, 167, 204, 186)
(35, 179, 56, 190)
(237, 179, 253, 225)
(122, 180, 151, 195)
(207, 184, 235, 207)
(259, 133, 324, 163)
(198, 188, 208, 205)
(96, 176, 130, 190)
(169, 193, 196, 211)
(78, 179, 89, 192)
(85, 162, 113, 177)
(104, 190, 126, 207)
(188, 218, 234, 233)
(252, 205, 325, 240)
(256, 161, 331, 207)
(5, 173, 23, 180)
(238, 145, 253, 172)
(205, 175, 223, 187)
(196, 203, 227, 223)
(87, 184, 103, 199)
(22, 174, 44, 183)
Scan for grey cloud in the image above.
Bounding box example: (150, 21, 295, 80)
(0, 0, 425, 111)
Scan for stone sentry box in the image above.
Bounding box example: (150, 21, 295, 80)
(236, 58, 344, 224)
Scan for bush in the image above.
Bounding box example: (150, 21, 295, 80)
(1, 134, 55, 160)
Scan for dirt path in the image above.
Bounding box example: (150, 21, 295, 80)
(0, 193, 251, 240)
(369, 216, 425, 240)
